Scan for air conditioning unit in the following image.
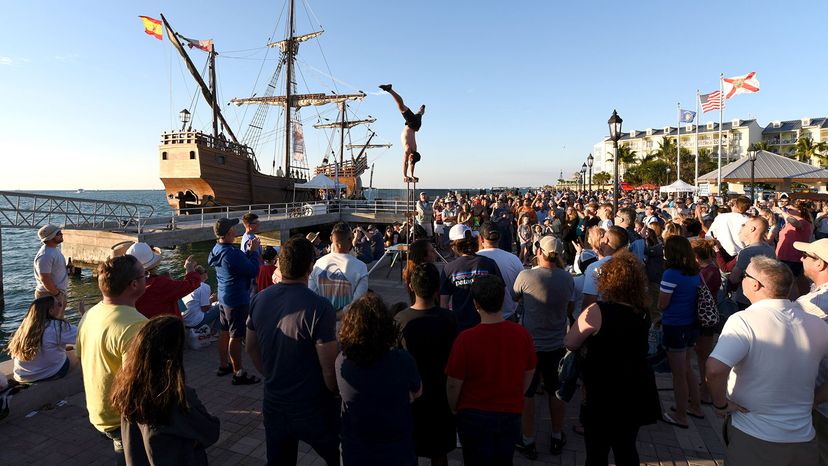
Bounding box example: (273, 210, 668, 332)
(731, 119, 740, 127)
(646, 128, 653, 136)
(706, 122, 715, 130)
(663, 126, 671, 134)
(686, 123, 694, 131)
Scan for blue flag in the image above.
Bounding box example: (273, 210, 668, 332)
(679, 109, 696, 123)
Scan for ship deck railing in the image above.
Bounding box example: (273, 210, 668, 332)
(161, 131, 255, 158)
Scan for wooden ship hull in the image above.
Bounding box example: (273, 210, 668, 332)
(313, 153, 368, 197)
(160, 131, 309, 211)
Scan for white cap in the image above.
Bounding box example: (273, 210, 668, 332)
(448, 224, 478, 241)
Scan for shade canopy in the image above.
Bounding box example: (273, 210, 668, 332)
(660, 180, 699, 193)
(295, 173, 346, 190)
(697, 150, 828, 183)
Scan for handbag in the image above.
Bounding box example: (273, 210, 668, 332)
(697, 278, 719, 328)
(556, 349, 581, 402)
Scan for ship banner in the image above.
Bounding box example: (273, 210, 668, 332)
(292, 121, 306, 162)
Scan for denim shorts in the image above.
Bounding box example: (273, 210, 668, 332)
(662, 324, 699, 352)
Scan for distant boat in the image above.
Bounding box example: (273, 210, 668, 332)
(76, 189, 85, 193)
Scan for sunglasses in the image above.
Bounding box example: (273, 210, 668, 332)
(802, 252, 822, 262)
(743, 270, 764, 288)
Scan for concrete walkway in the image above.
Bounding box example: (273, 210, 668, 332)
(0, 259, 726, 465)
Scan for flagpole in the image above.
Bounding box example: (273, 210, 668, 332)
(677, 102, 681, 183)
(717, 73, 723, 196)
(695, 90, 699, 188)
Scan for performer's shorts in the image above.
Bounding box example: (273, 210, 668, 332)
(402, 108, 422, 131)
(409, 151, 421, 162)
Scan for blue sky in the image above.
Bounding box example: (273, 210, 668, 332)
(1, 0, 826, 190)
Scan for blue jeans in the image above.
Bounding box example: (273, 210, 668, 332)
(263, 399, 340, 466)
(456, 409, 520, 466)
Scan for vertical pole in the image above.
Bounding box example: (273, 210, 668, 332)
(209, 51, 219, 139)
(588, 166, 592, 193)
(284, 0, 295, 179)
(677, 102, 681, 183)
(695, 90, 700, 188)
(613, 140, 619, 216)
(751, 159, 756, 203)
(0, 227, 4, 308)
(717, 73, 723, 196)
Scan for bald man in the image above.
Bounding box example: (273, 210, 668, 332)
(728, 216, 776, 311)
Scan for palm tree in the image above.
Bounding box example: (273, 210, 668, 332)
(654, 138, 677, 164)
(617, 145, 638, 168)
(792, 137, 827, 163)
(592, 171, 611, 187)
(751, 140, 774, 152)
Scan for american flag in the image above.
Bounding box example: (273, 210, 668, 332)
(700, 91, 722, 113)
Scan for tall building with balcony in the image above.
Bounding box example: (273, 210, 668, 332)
(762, 117, 828, 163)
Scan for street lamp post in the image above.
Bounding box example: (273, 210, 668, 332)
(608, 110, 623, 215)
(748, 147, 758, 203)
(581, 163, 587, 193)
(587, 153, 594, 194)
(666, 167, 671, 187)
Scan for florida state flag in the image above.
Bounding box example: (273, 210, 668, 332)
(723, 72, 760, 99)
(139, 16, 163, 40)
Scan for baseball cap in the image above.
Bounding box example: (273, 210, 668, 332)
(448, 224, 478, 241)
(214, 218, 240, 237)
(794, 239, 828, 262)
(535, 236, 562, 256)
(478, 221, 501, 241)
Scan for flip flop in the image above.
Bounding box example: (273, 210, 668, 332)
(671, 405, 704, 420)
(661, 411, 689, 429)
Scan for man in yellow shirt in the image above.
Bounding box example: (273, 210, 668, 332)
(75, 255, 148, 464)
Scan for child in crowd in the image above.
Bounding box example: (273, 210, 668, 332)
(518, 215, 533, 265)
(8, 295, 81, 383)
(256, 246, 279, 292)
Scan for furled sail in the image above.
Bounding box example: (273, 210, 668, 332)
(231, 92, 366, 109)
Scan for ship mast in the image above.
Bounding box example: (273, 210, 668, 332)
(284, 0, 295, 177)
(160, 14, 238, 143)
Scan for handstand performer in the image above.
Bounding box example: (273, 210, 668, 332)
(379, 84, 425, 183)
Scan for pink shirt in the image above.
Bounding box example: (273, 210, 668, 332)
(776, 218, 812, 262)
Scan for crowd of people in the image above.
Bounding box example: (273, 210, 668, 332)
(7, 187, 828, 466)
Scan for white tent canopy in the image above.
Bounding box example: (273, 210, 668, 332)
(295, 173, 346, 190)
(659, 180, 698, 193)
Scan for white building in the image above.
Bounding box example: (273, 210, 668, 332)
(592, 119, 763, 175)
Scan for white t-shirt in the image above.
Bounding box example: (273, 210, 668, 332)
(581, 256, 611, 299)
(13, 319, 77, 382)
(182, 283, 212, 328)
(797, 283, 828, 418)
(709, 298, 828, 442)
(309, 252, 368, 312)
(478, 247, 525, 319)
(33, 245, 68, 294)
(705, 211, 748, 257)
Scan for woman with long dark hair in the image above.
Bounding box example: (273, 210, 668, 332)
(337, 293, 422, 466)
(7, 295, 79, 383)
(111, 316, 219, 465)
(564, 251, 660, 465)
(402, 239, 437, 305)
(658, 235, 703, 428)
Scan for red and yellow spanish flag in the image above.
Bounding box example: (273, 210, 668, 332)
(139, 16, 163, 40)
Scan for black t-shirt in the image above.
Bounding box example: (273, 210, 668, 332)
(247, 282, 336, 406)
(440, 254, 502, 330)
(336, 349, 420, 449)
(395, 307, 458, 400)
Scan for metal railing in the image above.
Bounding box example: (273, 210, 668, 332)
(0, 191, 155, 232)
(159, 199, 414, 230)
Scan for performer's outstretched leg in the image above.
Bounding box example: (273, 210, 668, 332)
(380, 84, 407, 113)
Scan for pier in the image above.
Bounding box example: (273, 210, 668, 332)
(0, 191, 411, 302)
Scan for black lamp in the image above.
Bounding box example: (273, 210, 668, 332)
(608, 110, 623, 214)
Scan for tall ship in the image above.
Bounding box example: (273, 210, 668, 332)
(157, 1, 385, 211)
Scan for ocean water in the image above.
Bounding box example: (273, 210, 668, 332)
(0, 187, 480, 355)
